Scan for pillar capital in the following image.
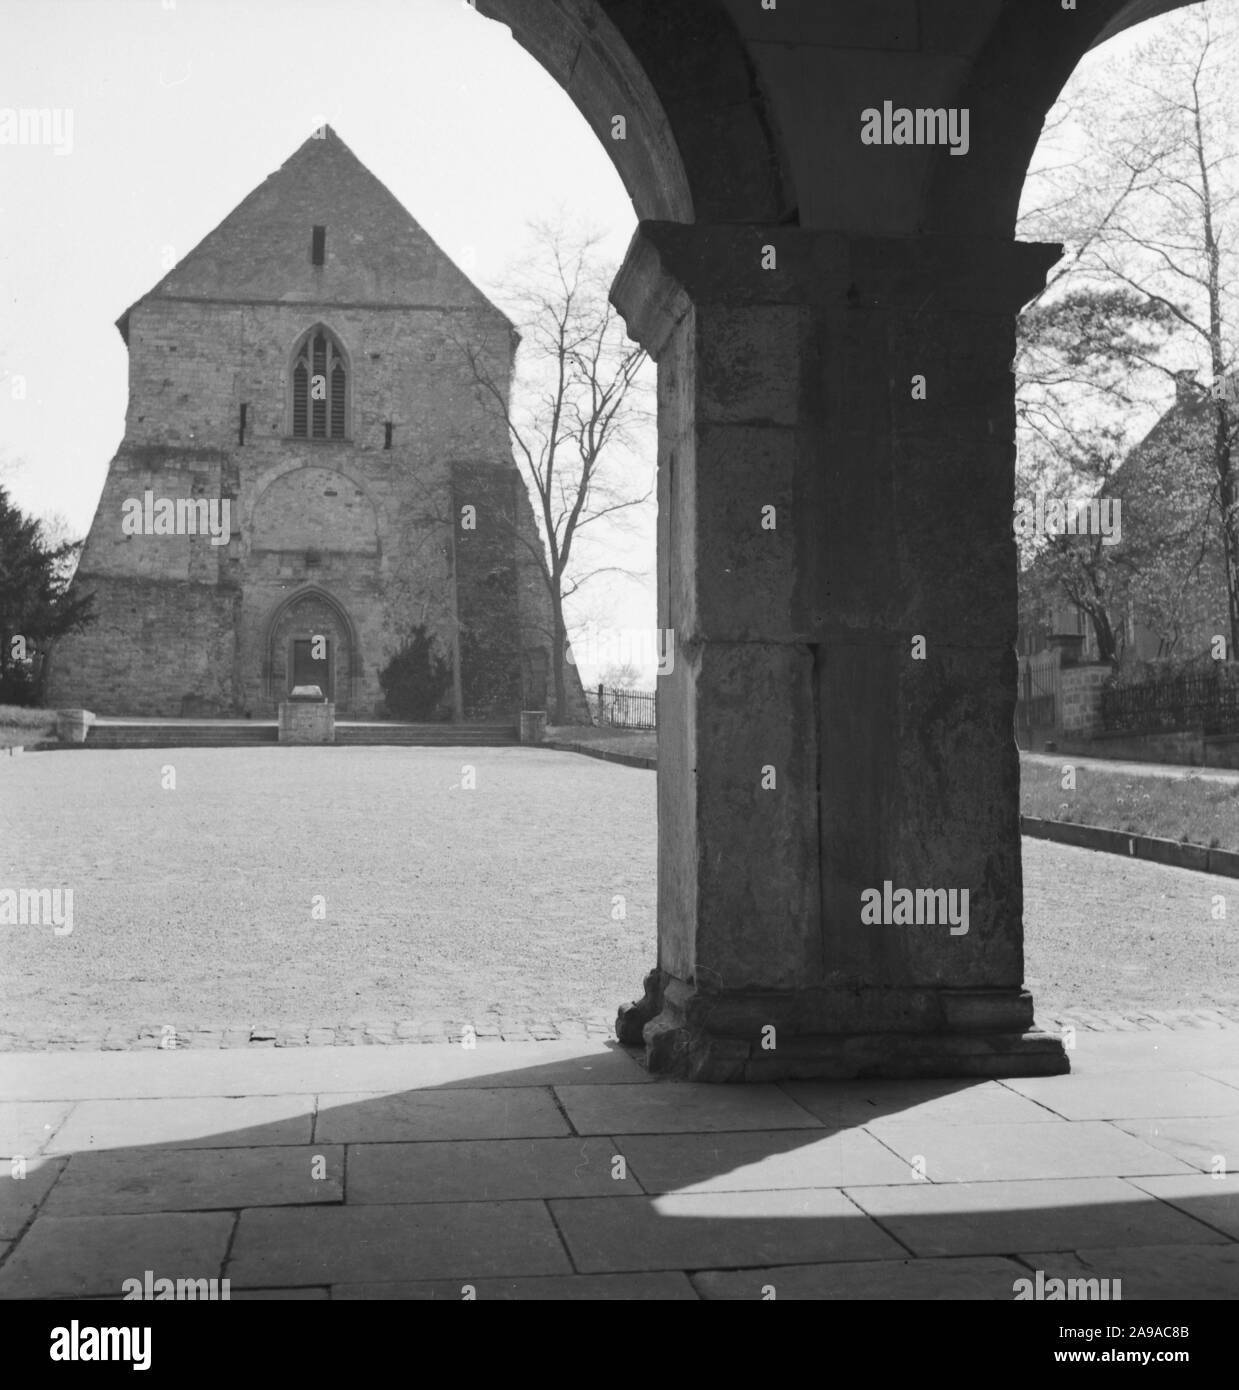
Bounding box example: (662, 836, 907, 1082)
(611, 221, 1063, 357)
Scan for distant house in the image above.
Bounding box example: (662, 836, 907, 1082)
(1017, 370, 1234, 669)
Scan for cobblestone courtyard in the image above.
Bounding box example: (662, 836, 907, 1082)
(2, 746, 1238, 1050)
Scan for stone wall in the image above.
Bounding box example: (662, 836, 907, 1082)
(121, 300, 514, 457)
(48, 277, 583, 720)
(45, 575, 240, 717)
(1058, 664, 1111, 737)
(1057, 730, 1239, 771)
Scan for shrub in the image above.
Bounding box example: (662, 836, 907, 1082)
(378, 627, 453, 721)
(0, 663, 40, 706)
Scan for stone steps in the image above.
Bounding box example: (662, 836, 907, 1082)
(82, 722, 519, 749)
(86, 725, 277, 749)
(333, 725, 519, 747)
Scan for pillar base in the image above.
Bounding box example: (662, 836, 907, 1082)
(617, 971, 1070, 1082)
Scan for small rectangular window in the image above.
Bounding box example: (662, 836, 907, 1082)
(311, 225, 326, 265)
(384, 421, 393, 450)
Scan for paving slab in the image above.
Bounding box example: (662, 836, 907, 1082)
(1123, 1174, 1239, 1240)
(0, 1211, 234, 1300)
(316, 1087, 568, 1143)
(871, 1119, 1195, 1183)
(42, 1144, 344, 1216)
(72, 1286, 329, 1301)
(616, 1128, 915, 1193)
(46, 1096, 313, 1153)
(1013, 1244, 1239, 1300)
(554, 1082, 820, 1136)
(0, 1041, 649, 1102)
(549, 1189, 904, 1273)
(1112, 1117, 1239, 1173)
(345, 1136, 640, 1204)
(0, 1102, 74, 1156)
(1004, 1071, 1239, 1120)
(845, 1177, 1229, 1257)
(779, 1079, 1058, 1128)
(1062, 1032, 1239, 1075)
(692, 1255, 1030, 1300)
(0, 1157, 65, 1239)
(333, 1272, 699, 1300)
(230, 1287, 329, 1300)
(227, 1201, 571, 1285)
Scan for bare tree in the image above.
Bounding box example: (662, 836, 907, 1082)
(459, 222, 653, 723)
(598, 660, 643, 691)
(1094, 9, 1239, 657)
(1014, 3, 1239, 660)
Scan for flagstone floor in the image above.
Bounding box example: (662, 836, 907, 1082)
(1, 1029, 1236, 1299)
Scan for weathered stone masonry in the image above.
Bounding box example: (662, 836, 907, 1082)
(48, 128, 587, 722)
(477, 0, 1200, 1079)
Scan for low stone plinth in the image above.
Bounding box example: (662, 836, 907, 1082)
(56, 709, 96, 744)
(519, 710, 547, 745)
(278, 699, 335, 745)
(617, 969, 1070, 1082)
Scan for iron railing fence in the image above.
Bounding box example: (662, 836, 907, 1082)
(1016, 651, 1059, 739)
(1100, 671, 1239, 735)
(1017, 693, 1056, 737)
(587, 684, 657, 730)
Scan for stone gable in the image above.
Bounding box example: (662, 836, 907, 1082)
(49, 129, 587, 723)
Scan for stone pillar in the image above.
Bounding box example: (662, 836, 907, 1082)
(1047, 632, 1085, 665)
(613, 223, 1069, 1081)
(56, 710, 95, 744)
(1059, 665, 1111, 740)
(520, 710, 548, 744)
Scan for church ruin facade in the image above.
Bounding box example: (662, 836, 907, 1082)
(48, 128, 585, 722)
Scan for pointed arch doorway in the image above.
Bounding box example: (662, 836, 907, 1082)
(263, 586, 360, 714)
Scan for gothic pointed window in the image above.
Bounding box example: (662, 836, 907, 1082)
(291, 327, 348, 439)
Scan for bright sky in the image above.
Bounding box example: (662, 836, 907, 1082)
(0, 0, 654, 681)
(0, 1, 1191, 687)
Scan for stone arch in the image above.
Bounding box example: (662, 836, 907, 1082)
(923, 0, 1206, 239)
(262, 584, 362, 713)
(248, 464, 381, 565)
(474, 0, 795, 224)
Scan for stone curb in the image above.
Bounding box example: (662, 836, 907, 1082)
(1021, 815, 1239, 878)
(541, 740, 656, 770)
(2, 1007, 1237, 1051)
(0, 1018, 622, 1051)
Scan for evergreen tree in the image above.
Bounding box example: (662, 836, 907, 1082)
(0, 485, 94, 705)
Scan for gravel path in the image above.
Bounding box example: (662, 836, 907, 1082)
(1, 748, 1237, 1048)
(0, 747, 653, 1044)
(1022, 835, 1239, 1017)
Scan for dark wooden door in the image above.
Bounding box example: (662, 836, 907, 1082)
(291, 638, 331, 697)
